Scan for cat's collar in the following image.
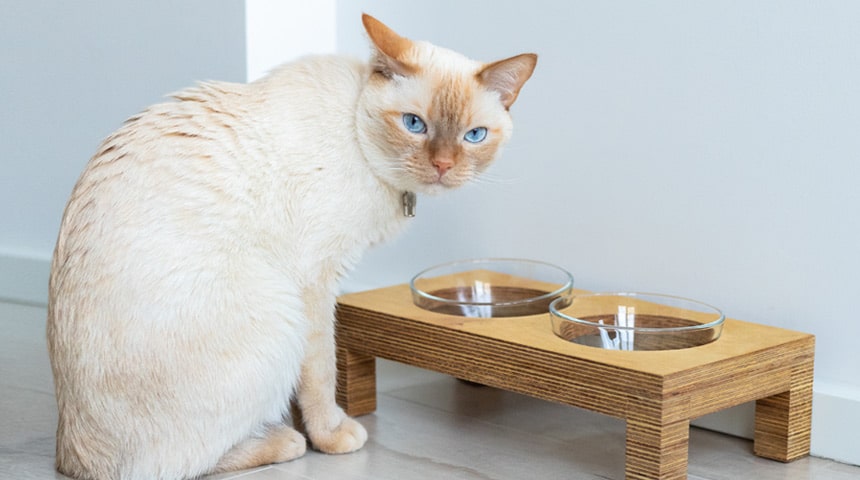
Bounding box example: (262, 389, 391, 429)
(402, 191, 416, 217)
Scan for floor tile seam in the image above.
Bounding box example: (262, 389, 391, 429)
(214, 465, 277, 479)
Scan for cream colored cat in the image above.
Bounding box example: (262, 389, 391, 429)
(47, 14, 536, 480)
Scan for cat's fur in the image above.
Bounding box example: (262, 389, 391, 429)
(47, 14, 536, 480)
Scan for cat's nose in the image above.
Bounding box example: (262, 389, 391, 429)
(432, 157, 454, 176)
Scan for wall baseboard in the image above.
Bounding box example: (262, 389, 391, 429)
(809, 383, 860, 465)
(0, 250, 50, 306)
(3, 252, 858, 467)
(692, 383, 859, 466)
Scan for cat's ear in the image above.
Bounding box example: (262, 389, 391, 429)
(478, 53, 538, 110)
(362, 14, 417, 78)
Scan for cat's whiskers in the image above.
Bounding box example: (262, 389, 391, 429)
(470, 171, 520, 186)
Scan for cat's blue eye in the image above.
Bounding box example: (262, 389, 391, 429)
(464, 127, 488, 143)
(402, 113, 427, 134)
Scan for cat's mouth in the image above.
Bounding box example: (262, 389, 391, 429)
(406, 179, 448, 196)
(404, 164, 469, 194)
(419, 173, 462, 192)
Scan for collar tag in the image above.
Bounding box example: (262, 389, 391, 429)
(402, 191, 416, 217)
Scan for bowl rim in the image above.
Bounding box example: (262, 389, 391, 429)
(410, 258, 574, 308)
(549, 292, 725, 332)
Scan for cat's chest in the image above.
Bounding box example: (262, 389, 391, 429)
(325, 177, 411, 247)
(264, 166, 410, 257)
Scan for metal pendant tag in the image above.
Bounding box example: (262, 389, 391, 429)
(402, 191, 416, 217)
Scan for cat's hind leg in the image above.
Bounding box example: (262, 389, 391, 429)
(211, 424, 307, 474)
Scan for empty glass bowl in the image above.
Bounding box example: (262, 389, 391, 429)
(410, 258, 574, 317)
(550, 292, 724, 351)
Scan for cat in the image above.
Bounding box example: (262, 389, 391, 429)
(47, 14, 536, 480)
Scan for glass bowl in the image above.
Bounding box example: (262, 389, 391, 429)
(410, 258, 574, 317)
(550, 292, 724, 351)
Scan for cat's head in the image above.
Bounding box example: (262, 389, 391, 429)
(355, 14, 536, 195)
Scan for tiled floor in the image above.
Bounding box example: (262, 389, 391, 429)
(2, 301, 858, 480)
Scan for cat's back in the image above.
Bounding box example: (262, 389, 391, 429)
(52, 55, 369, 269)
(48, 54, 378, 342)
(256, 55, 368, 104)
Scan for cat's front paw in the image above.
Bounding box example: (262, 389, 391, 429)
(308, 416, 367, 454)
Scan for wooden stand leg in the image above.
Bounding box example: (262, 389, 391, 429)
(625, 418, 690, 480)
(753, 362, 814, 462)
(336, 346, 377, 417)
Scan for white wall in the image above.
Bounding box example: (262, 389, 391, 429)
(245, 0, 336, 81)
(0, 1, 246, 299)
(336, 0, 860, 465)
(1, 0, 857, 466)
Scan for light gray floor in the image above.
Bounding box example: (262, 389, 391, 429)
(2, 301, 858, 480)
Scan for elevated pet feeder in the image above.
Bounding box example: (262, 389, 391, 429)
(335, 265, 813, 479)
